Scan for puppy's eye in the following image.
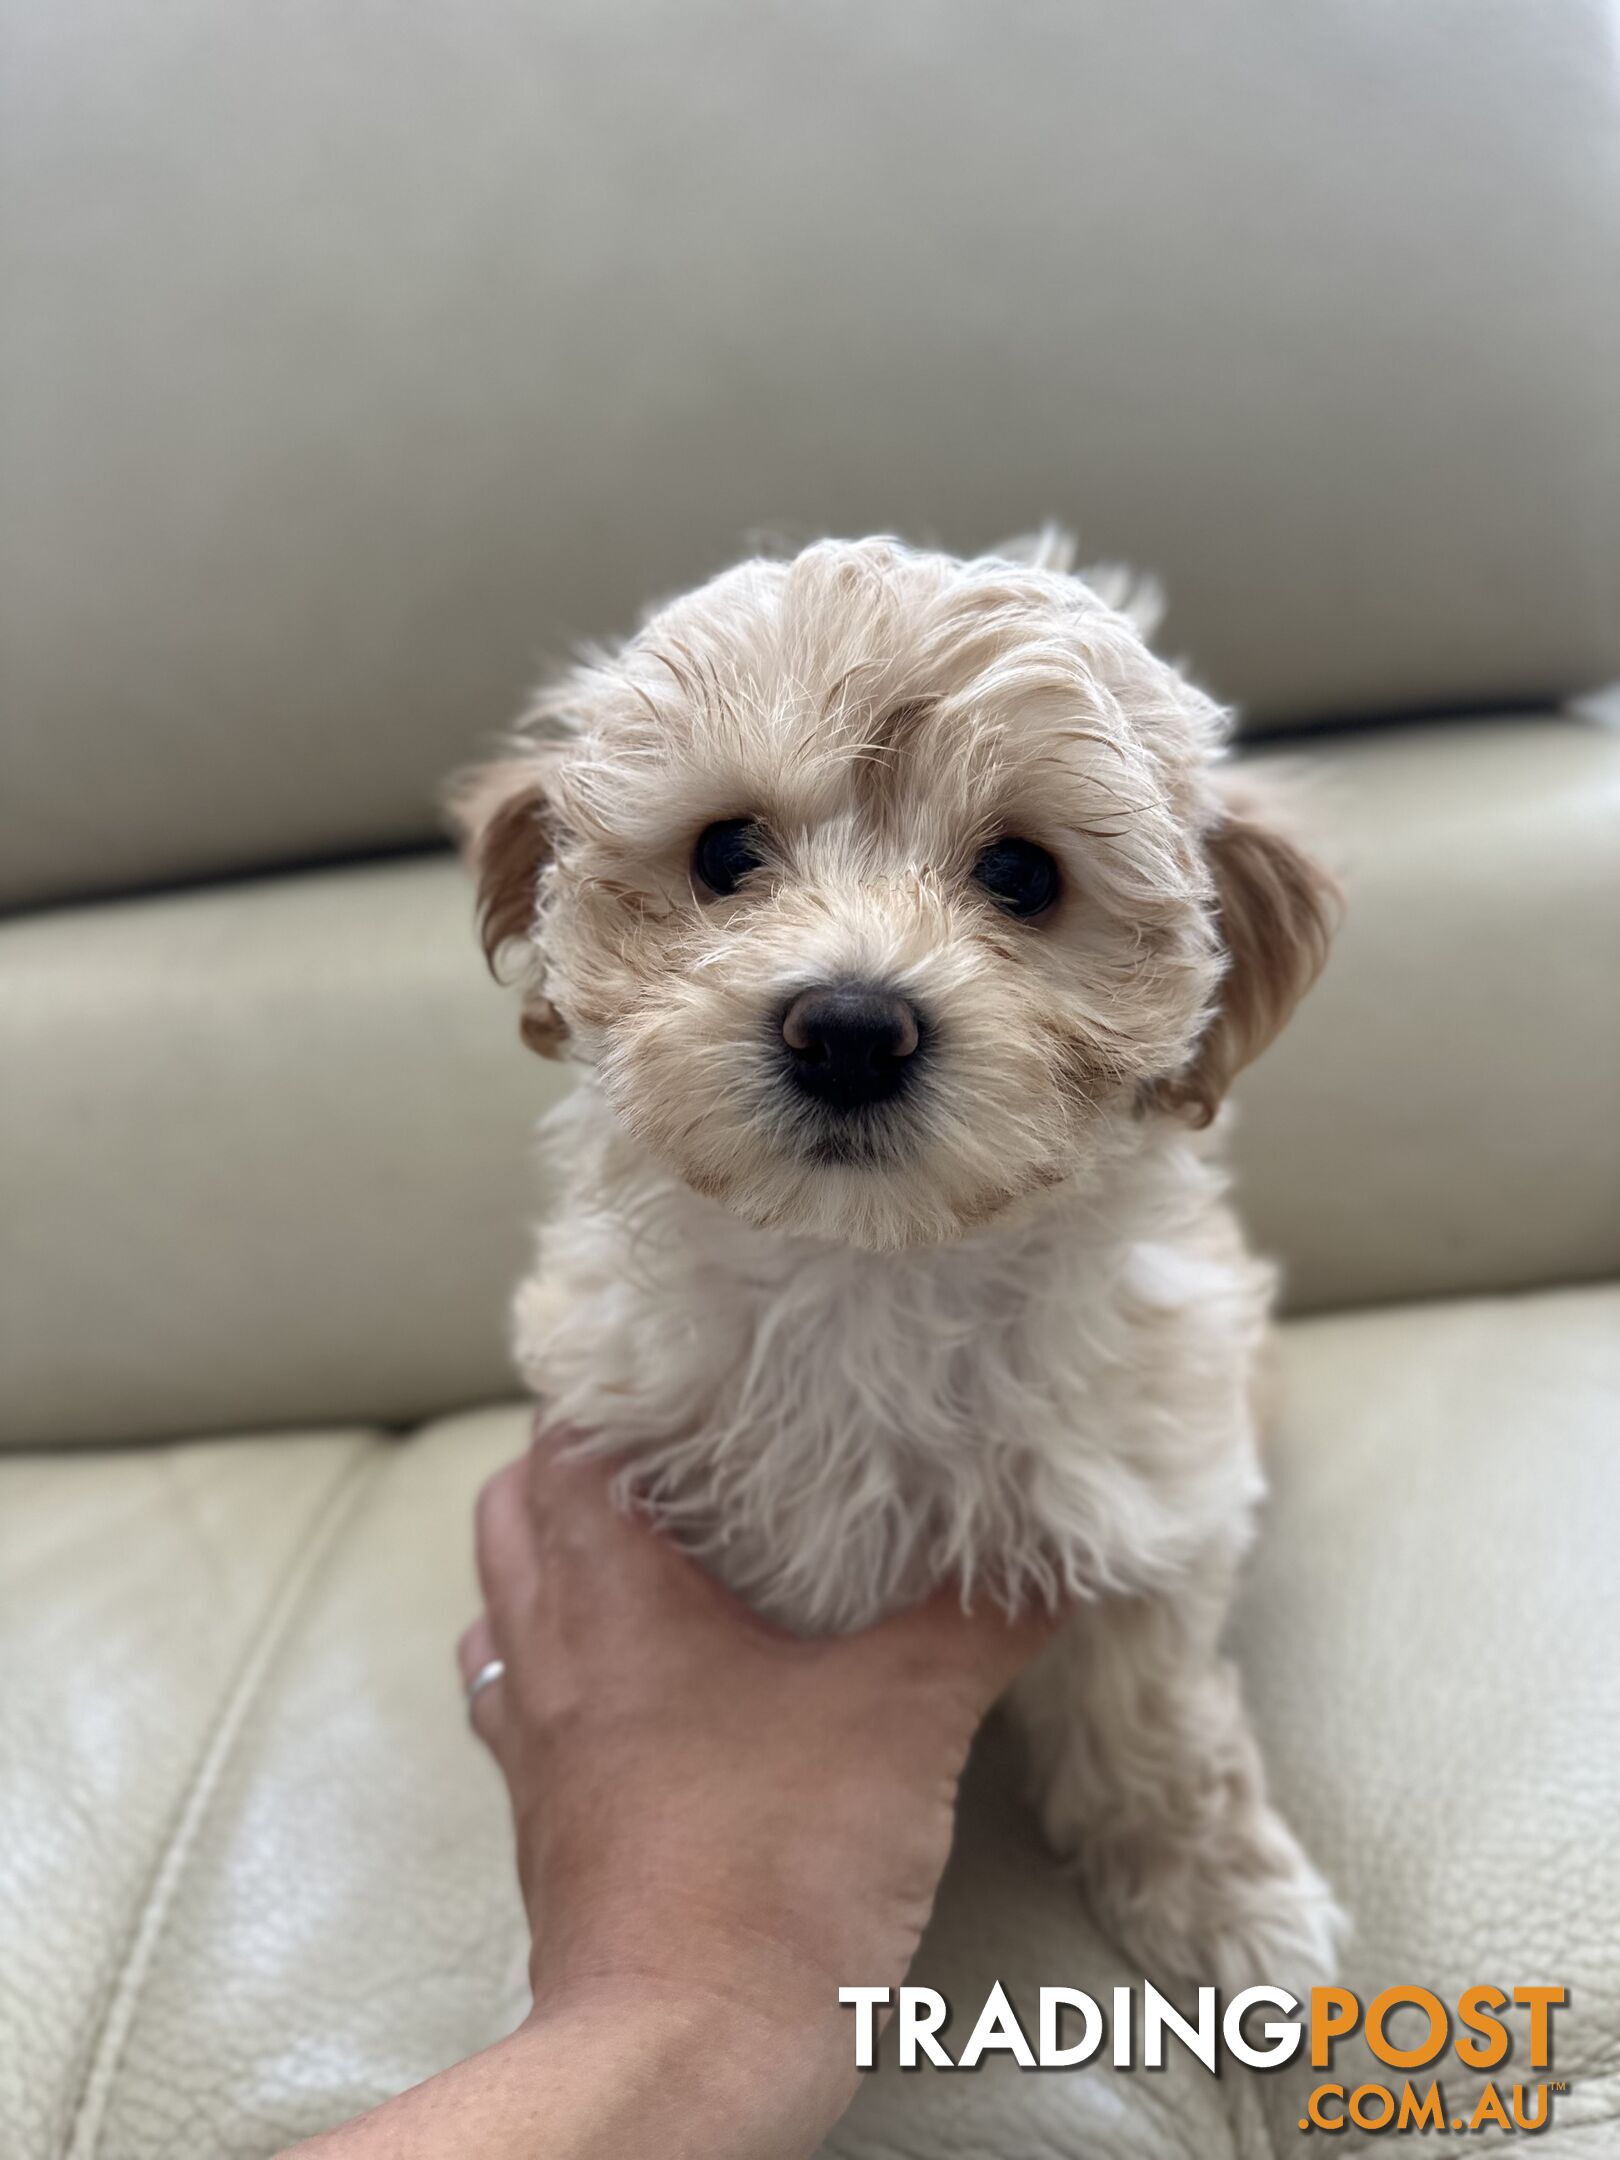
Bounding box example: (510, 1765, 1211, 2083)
(693, 818, 767, 898)
(974, 838, 1060, 918)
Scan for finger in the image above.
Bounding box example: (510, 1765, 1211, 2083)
(525, 1423, 745, 1636)
(456, 1611, 508, 1751)
(876, 1581, 1069, 1706)
(473, 1456, 544, 1634)
(527, 1425, 691, 1598)
(468, 1667, 507, 1752)
(961, 1595, 1069, 1696)
(456, 1611, 496, 1690)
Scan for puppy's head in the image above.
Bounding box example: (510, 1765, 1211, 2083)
(455, 538, 1337, 1249)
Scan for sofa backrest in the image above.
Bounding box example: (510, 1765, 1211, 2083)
(5, 0, 1619, 908)
(3, 4, 1617, 1449)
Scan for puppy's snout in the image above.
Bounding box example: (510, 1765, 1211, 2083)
(781, 984, 921, 1111)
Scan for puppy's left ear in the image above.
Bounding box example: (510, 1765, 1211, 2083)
(446, 749, 570, 1058)
(1153, 785, 1341, 1128)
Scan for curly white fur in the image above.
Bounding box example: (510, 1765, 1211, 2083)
(459, 536, 1344, 1991)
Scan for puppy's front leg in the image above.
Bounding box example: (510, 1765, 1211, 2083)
(1009, 1578, 1342, 1995)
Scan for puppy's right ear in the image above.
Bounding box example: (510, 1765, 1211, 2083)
(446, 752, 569, 1058)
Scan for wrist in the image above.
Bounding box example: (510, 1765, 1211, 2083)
(521, 1977, 856, 2160)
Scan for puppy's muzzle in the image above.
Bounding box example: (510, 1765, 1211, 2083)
(781, 983, 921, 1112)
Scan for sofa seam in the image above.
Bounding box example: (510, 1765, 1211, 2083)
(61, 1436, 390, 2160)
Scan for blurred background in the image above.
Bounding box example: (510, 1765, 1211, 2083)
(2, 7, 1618, 2156)
(3, 0, 1616, 1448)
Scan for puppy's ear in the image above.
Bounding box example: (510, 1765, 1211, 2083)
(446, 751, 570, 1059)
(1153, 786, 1340, 1127)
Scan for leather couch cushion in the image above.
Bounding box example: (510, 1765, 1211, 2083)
(1239, 1285, 1620, 2152)
(4, 715, 1615, 1448)
(2, 1287, 1614, 2155)
(5, 0, 1619, 905)
(0, 1430, 387, 2160)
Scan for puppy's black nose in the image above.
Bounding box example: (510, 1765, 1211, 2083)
(782, 984, 921, 1111)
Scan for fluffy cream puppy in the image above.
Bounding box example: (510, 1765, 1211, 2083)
(456, 534, 1343, 1991)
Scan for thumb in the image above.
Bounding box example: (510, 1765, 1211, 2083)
(876, 1579, 1070, 1709)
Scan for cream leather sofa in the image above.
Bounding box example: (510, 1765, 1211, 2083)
(3, 7, 1618, 2156)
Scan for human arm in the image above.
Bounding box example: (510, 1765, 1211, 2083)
(292, 1429, 1061, 2158)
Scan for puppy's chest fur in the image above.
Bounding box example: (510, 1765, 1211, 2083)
(517, 1088, 1271, 1633)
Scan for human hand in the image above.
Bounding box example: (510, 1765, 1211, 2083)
(456, 1423, 1063, 2153)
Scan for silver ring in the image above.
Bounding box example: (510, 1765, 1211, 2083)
(465, 1657, 506, 1720)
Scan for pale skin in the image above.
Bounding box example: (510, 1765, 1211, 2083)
(291, 1427, 1063, 2160)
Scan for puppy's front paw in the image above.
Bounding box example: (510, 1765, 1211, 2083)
(1015, 1604, 1347, 2000)
(1200, 1837, 1348, 2003)
(1040, 1771, 1346, 1998)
